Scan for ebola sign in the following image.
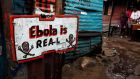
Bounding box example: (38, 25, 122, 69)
(10, 15, 78, 63)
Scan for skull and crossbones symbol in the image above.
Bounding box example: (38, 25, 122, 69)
(18, 42, 35, 58)
(66, 34, 76, 48)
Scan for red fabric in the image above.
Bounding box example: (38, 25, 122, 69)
(35, 0, 55, 13)
(126, 10, 132, 21)
(36, 0, 55, 3)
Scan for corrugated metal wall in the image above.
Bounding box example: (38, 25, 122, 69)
(64, 0, 103, 59)
(65, 36, 102, 60)
(64, 0, 103, 32)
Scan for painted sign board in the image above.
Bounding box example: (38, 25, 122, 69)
(10, 15, 78, 63)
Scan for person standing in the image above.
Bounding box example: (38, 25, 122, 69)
(120, 11, 128, 38)
(130, 8, 140, 40)
(126, 8, 132, 37)
(130, 8, 140, 22)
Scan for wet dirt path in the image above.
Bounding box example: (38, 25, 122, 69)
(104, 37, 140, 79)
(62, 36, 140, 79)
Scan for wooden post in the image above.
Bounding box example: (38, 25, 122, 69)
(108, 0, 115, 37)
(27, 59, 45, 79)
(0, 1, 7, 79)
(44, 53, 64, 79)
(28, 0, 64, 79)
(0, 0, 11, 78)
(56, 0, 63, 15)
(44, 0, 64, 79)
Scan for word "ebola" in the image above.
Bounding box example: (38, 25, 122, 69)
(29, 25, 67, 38)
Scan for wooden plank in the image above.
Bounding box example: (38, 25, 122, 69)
(27, 59, 45, 79)
(44, 53, 64, 79)
(0, 0, 12, 78)
(45, 1, 64, 79)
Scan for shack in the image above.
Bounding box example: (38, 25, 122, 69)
(0, 0, 103, 79)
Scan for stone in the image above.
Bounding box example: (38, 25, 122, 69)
(73, 57, 96, 70)
(110, 55, 120, 64)
(126, 75, 135, 79)
(134, 64, 140, 76)
(135, 76, 140, 79)
(103, 48, 114, 57)
(13, 65, 28, 79)
(80, 57, 96, 69)
(63, 64, 72, 73)
(127, 69, 134, 74)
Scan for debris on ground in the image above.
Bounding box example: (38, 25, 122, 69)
(62, 36, 140, 79)
(77, 57, 96, 70)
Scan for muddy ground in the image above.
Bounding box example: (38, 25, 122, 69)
(62, 36, 140, 79)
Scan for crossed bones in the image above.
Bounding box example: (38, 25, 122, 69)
(18, 34, 75, 58)
(18, 42, 35, 58)
(66, 34, 76, 48)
